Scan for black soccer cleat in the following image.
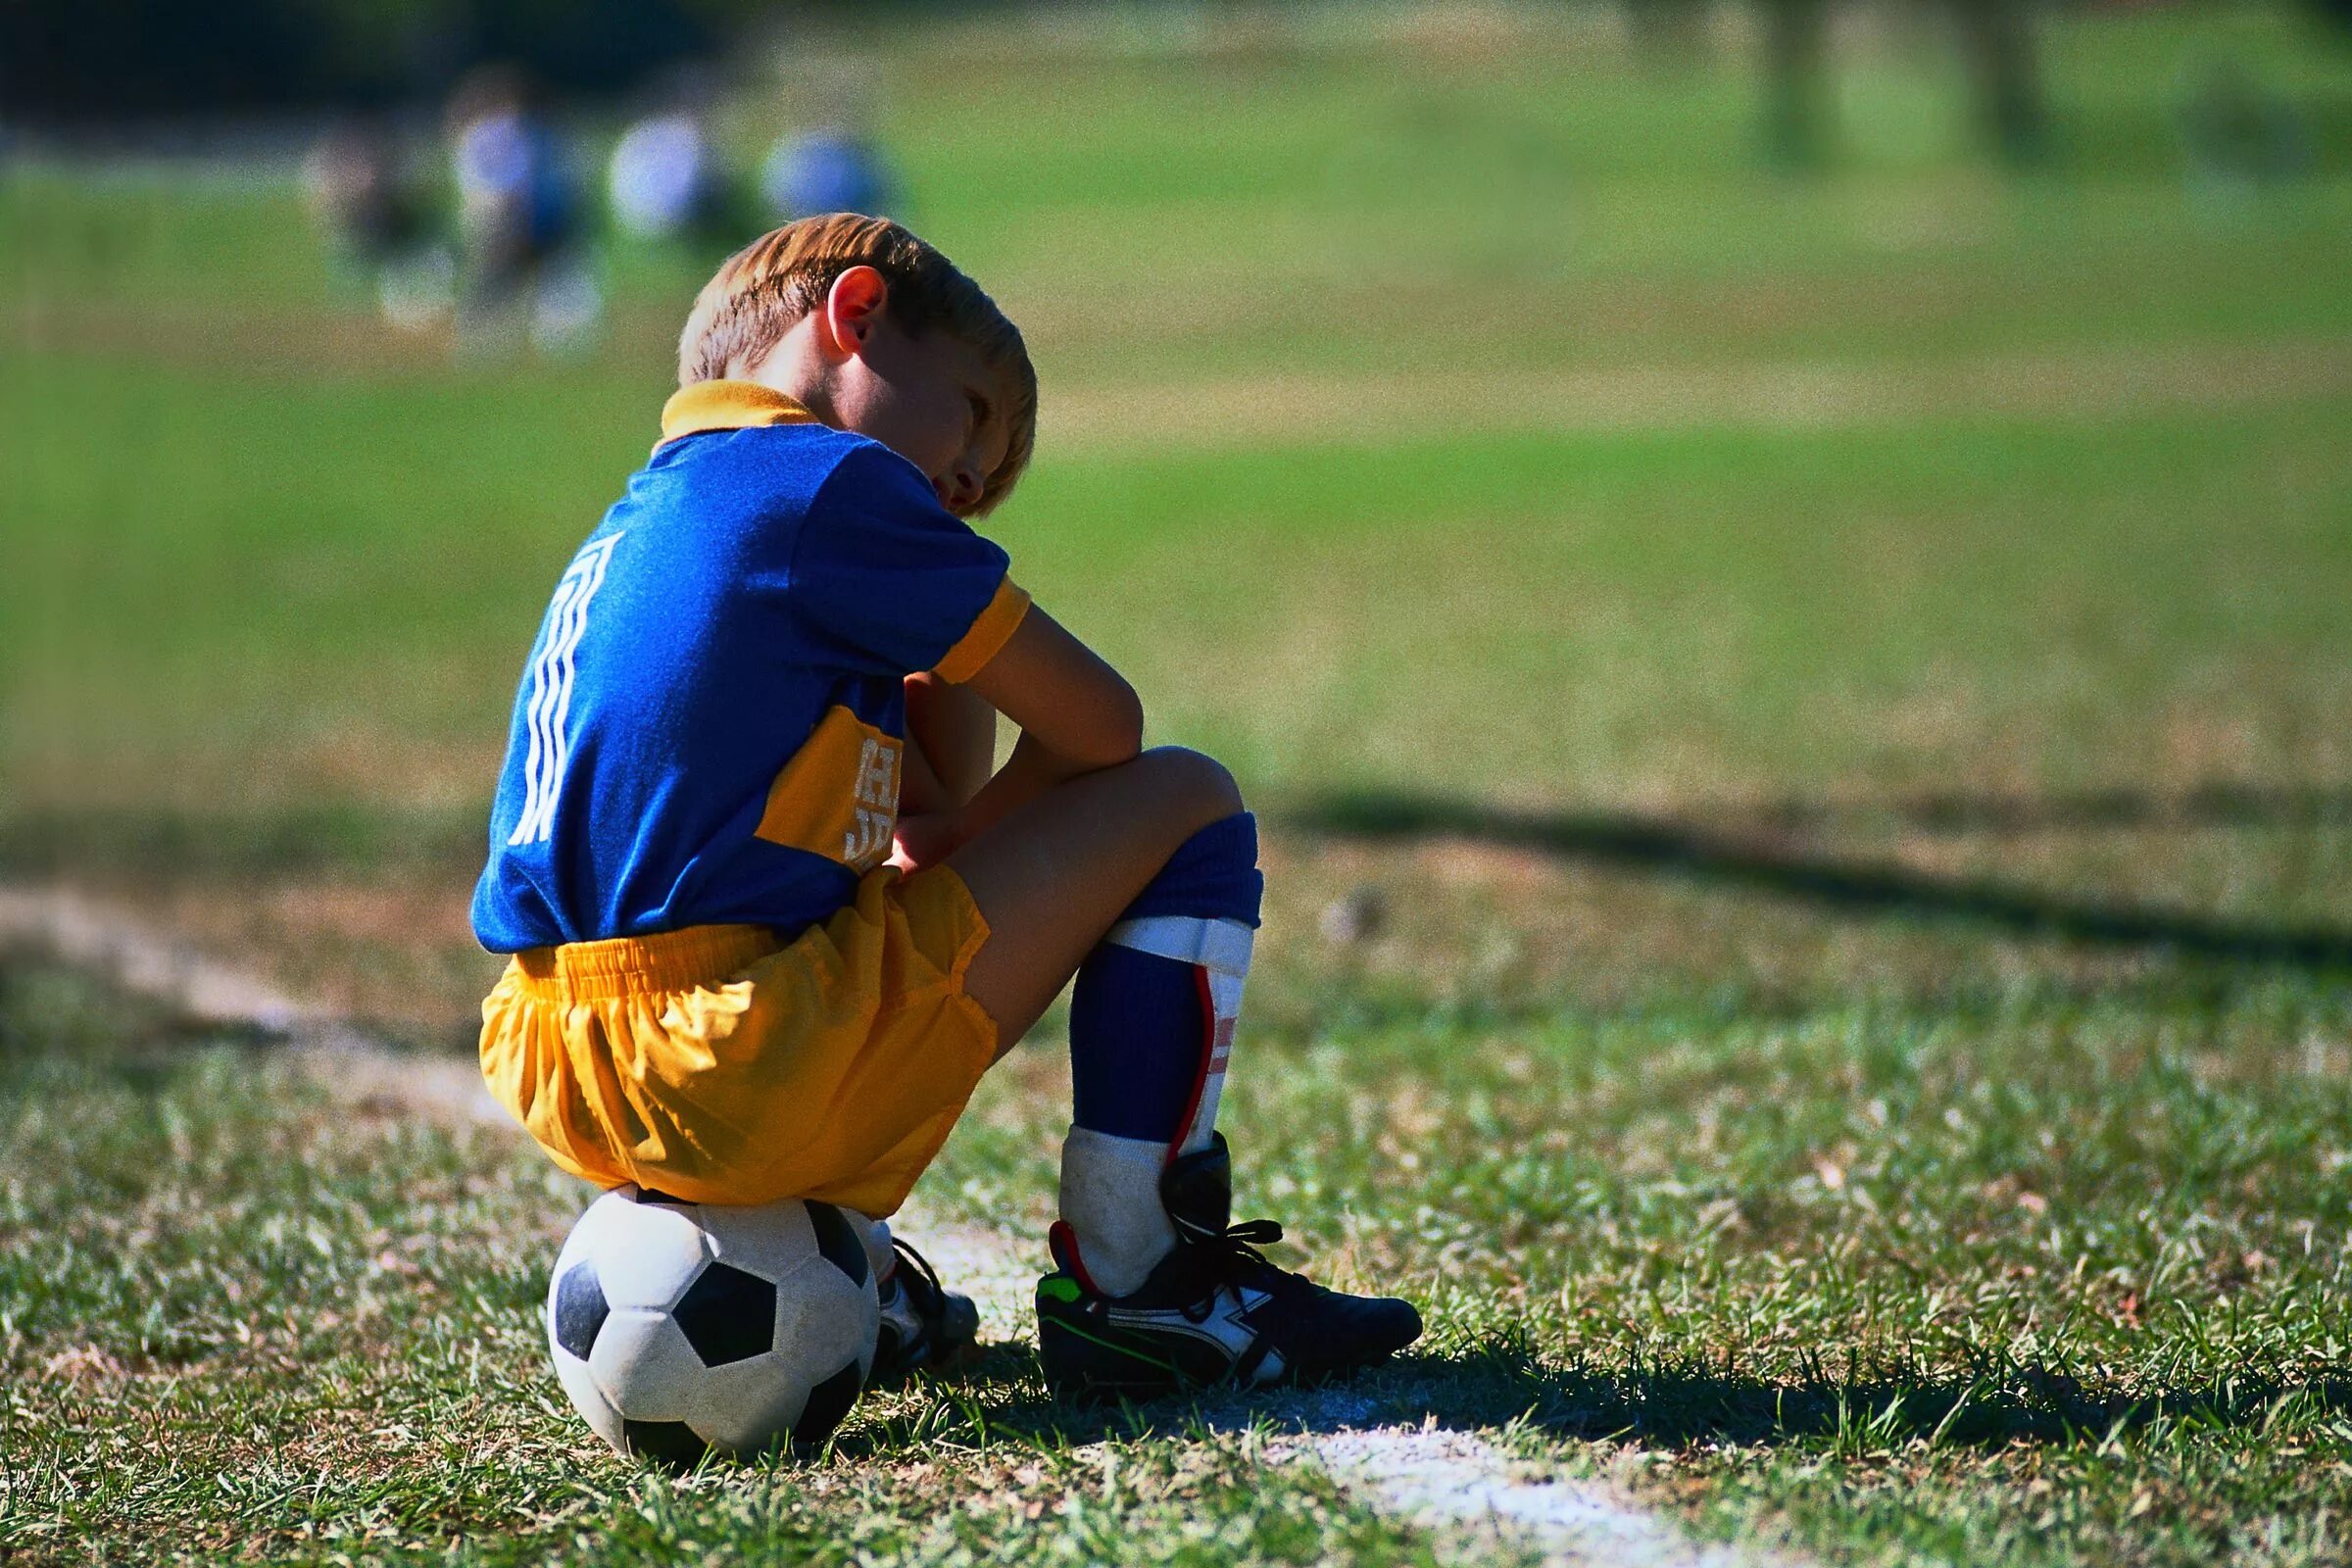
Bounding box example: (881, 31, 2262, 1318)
(1035, 1134, 1422, 1399)
(870, 1238, 981, 1385)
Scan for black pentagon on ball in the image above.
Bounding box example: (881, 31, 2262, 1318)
(672, 1260, 777, 1366)
(805, 1200, 868, 1287)
(792, 1358, 864, 1450)
(622, 1418, 709, 1470)
(627, 1185, 696, 1206)
(551, 1261, 609, 1361)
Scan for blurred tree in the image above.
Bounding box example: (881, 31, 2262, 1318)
(0, 0, 772, 122)
(1751, 0, 2047, 172)
(1951, 0, 2048, 167)
(1760, 0, 1833, 166)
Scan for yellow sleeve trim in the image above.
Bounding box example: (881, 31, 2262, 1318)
(934, 576, 1032, 684)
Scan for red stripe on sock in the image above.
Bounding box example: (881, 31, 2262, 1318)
(1167, 962, 1218, 1165)
(1049, 1219, 1103, 1296)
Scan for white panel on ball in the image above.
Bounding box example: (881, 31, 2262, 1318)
(561, 1187, 642, 1265)
(587, 1307, 707, 1424)
(588, 1199, 710, 1311)
(694, 1196, 819, 1282)
(550, 1345, 626, 1453)
(684, 1356, 810, 1455)
(775, 1256, 878, 1385)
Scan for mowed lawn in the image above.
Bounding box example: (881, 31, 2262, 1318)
(6, 6, 2352, 1564)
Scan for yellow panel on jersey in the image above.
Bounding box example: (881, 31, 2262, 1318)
(755, 705, 903, 872)
(477, 863, 999, 1216)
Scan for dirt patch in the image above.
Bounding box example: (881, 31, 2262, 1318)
(1040, 338, 2352, 452)
(15, 292, 2346, 446)
(0, 881, 505, 1122)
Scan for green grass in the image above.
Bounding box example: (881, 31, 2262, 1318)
(0, 967, 1450, 1566)
(5, 2, 2352, 1562)
(10, 4, 2352, 382)
(8, 7, 2352, 817)
(7, 936, 2351, 1562)
(9, 355, 2349, 826)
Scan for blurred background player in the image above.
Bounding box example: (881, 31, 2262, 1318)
(302, 117, 453, 334)
(607, 67, 750, 265)
(447, 66, 602, 358)
(762, 122, 895, 222)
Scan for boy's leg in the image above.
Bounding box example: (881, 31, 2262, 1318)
(952, 746, 1245, 1047)
(955, 748, 1250, 1285)
(948, 747, 1420, 1394)
(848, 748, 1238, 1383)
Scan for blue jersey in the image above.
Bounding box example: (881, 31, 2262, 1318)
(471, 381, 1030, 954)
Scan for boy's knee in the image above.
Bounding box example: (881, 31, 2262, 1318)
(1137, 745, 1244, 824)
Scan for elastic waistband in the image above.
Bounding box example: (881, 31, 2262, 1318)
(513, 924, 778, 1002)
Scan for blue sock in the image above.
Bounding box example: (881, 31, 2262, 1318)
(1056, 812, 1261, 1294)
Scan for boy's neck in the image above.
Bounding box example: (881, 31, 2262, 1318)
(741, 328, 842, 432)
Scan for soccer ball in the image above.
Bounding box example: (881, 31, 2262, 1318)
(545, 1185, 880, 1466)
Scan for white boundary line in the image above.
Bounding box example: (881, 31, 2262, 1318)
(895, 1215, 1798, 1565)
(1285, 1424, 1796, 1568)
(0, 881, 1807, 1567)
(0, 882, 508, 1128)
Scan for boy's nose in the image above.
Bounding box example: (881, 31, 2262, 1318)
(937, 466, 982, 515)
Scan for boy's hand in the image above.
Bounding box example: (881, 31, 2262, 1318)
(890, 808, 963, 875)
(893, 603, 1145, 871)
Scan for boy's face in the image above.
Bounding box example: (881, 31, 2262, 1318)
(832, 317, 1011, 519)
(759, 265, 1011, 518)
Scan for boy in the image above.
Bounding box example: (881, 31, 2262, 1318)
(473, 214, 1421, 1397)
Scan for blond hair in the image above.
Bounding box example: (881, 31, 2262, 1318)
(678, 214, 1036, 515)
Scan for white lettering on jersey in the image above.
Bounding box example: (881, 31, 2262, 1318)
(853, 736, 897, 809)
(839, 737, 902, 870)
(843, 808, 892, 868)
(509, 532, 623, 847)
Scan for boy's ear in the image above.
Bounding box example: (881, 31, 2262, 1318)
(820, 266, 889, 358)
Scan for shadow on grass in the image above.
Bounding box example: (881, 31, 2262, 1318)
(1289, 788, 2352, 973)
(16, 782, 2349, 955)
(1743, 783, 2352, 839)
(843, 1337, 2352, 1460)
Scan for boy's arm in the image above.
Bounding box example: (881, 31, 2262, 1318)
(901, 671, 996, 811)
(892, 672, 997, 870)
(937, 606, 1143, 848)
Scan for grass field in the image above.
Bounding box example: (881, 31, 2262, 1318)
(6, 4, 2352, 1563)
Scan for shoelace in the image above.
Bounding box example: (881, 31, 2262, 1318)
(888, 1237, 949, 1321)
(1178, 1217, 1290, 1321)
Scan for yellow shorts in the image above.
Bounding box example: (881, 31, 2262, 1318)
(477, 864, 998, 1217)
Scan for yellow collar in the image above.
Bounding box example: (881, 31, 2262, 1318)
(659, 380, 820, 444)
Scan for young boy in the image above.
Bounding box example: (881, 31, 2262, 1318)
(472, 214, 1421, 1397)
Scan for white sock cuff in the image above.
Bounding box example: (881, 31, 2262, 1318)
(1104, 914, 1253, 977)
